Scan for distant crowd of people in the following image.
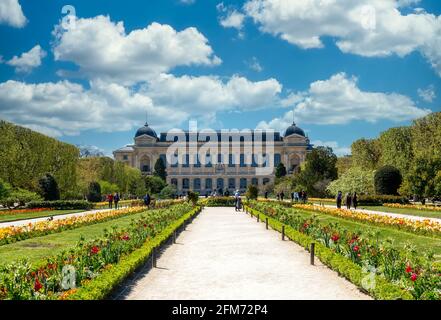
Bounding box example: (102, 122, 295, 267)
(336, 191, 358, 210)
(264, 190, 308, 203)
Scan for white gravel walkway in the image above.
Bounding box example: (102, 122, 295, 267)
(122, 207, 370, 300)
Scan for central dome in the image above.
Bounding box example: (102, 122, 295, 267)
(285, 122, 305, 137)
(135, 123, 158, 139)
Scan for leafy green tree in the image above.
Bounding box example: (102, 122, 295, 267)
(87, 181, 102, 202)
(275, 163, 287, 178)
(159, 185, 177, 199)
(336, 156, 352, 177)
(154, 158, 167, 181)
(99, 180, 119, 195)
(246, 184, 259, 200)
(144, 176, 167, 194)
(38, 173, 60, 201)
(351, 138, 381, 170)
(0, 179, 12, 200)
(0, 189, 42, 208)
(187, 191, 199, 205)
(405, 156, 441, 198)
(378, 127, 413, 174)
(327, 167, 375, 196)
(411, 112, 441, 160)
(374, 166, 403, 195)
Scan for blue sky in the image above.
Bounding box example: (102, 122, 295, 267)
(0, 0, 440, 156)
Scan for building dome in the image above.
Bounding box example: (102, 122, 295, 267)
(284, 122, 305, 137)
(135, 123, 158, 139)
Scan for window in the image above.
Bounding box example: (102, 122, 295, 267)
(228, 178, 235, 189)
(240, 178, 247, 189)
(216, 178, 224, 190)
(193, 178, 201, 190)
(217, 153, 223, 164)
(160, 154, 167, 167)
(274, 154, 281, 166)
(123, 155, 128, 160)
(228, 154, 236, 167)
(182, 154, 190, 168)
(205, 178, 212, 189)
(252, 178, 258, 186)
(240, 154, 246, 167)
(263, 178, 270, 185)
(171, 179, 178, 186)
(194, 154, 201, 168)
(183, 178, 190, 189)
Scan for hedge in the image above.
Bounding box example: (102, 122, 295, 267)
(27, 200, 93, 210)
(201, 197, 237, 207)
(66, 206, 201, 300)
(358, 195, 409, 206)
(245, 206, 414, 300)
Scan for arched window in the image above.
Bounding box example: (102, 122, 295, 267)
(183, 178, 190, 189)
(205, 178, 212, 190)
(252, 178, 258, 186)
(228, 178, 235, 189)
(140, 155, 150, 172)
(240, 178, 247, 189)
(193, 178, 201, 190)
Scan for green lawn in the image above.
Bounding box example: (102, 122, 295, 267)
(289, 208, 441, 261)
(359, 206, 441, 219)
(0, 209, 151, 266)
(0, 210, 83, 223)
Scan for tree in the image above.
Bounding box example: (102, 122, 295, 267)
(275, 163, 287, 178)
(144, 176, 167, 194)
(246, 185, 259, 200)
(159, 185, 177, 199)
(374, 166, 403, 195)
(378, 127, 413, 174)
(327, 167, 375, 196)
(187, 191, 199, 205)
(351, 139, 381, 170)
(38, 173, 60, 201)
(154, 158, 167, 181)
(0, 179, 12, 200)
(99, 180, 119, 195)
(87, 181, 102, 202)
(336, 156, 352, 177)
(405, 156, 441, 199)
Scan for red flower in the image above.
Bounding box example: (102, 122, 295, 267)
(34, 278, 43, 292)
(410, 273, 418, 282)
(331, 234, 340, 242)
(353, 245, 360, 252)
(405, 265, 412, 274)
(122, 234, 130, 241)
(90, 246, 100, 255)
(303, 223, 309, 229)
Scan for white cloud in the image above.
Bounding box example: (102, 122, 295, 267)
(217, 2, 246, 38)
(311, 140, 351, 157)
(0, 80, 185, 137)
(0, 73, 283, 137)
(257, 72, 431, 128)
(52, 16, 221, 84)
(6, 45, 46, 73)
(0, 0, 26, 28)
(180, 0, 196, 5)
(246, 56, 263, 72)
(244, 0, 441, 76)
(417, 85, 436, 102)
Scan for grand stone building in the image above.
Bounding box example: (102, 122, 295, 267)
(113, 122, 312, 195)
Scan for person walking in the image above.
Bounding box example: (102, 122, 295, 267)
(143, 193, 151, 208)
(280, 191, 285, 201)
(352, 192, 358, 210)
(303, 191, 308, 203)
(235, 195, 242, 212)
(107, 193, 114, 209)
(264, 191, 268, 199)
(113, 192, 120, 209)
(336, 191, 343, 209)
(346, 193, 352, 210)
(234, 190, 240, 212)
(291, 192, 294, 202)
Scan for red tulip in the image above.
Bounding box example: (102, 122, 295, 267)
(34, 278, 42, 292)
(411, 273, 418, 282)
(405, 265, 412, 274)
(90, 246, 100, 255)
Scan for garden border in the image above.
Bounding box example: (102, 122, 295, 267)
(66, 205, 202, 300)
(244, 205, 414, 300)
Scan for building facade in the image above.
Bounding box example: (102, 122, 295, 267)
(113, 122, 313, 195)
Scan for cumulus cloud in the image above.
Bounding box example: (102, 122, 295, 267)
(52, 16, 221, 83)
(311, 140, 351, 157)
(244, 0, 441, 76)
(6, 45, 46, 73)
(246, 56, 263, 72)
(418, 85, 436, 102)
(257, 72, 431, 129)
(217, 2, 246, 37)
(0, 73, 283, 137)
(0, 0, 26, 28)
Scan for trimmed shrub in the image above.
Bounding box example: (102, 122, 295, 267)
(87, 181, 102, 203)
(27, 200, 92, 210)
(358, 195, 409, 206)
(187, 191, 199, 206)
(1, 189, 42, 208)
(246, 185, 259, 200)
(158, 185, 177, 199)
(375, 166, 403, 195)
(38, 173, 60, 201)
(203, 197, 236, 207)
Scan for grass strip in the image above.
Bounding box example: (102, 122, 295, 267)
(0, 210, 82, 223)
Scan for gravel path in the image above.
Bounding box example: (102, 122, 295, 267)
(121, 207, 370, 300)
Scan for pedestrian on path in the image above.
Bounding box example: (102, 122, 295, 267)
(352, 192, 358, 210)
(280, 192, 285, 201)
(264, 191, 268, 199)
(336, 191, 342, 209)
(107, 193, 114, 209)
(235, 195, 242, 212)
(346, 193, 352, 210)
(114, 192, 120, 209)
(143, 193, 151, 208)
(291, 192, 294, 202)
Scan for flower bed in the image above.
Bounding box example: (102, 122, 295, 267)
(247, 202, 441, 300)
(0, 207, 146, 246)
(0, 203, 199, 300)
(293, 204, 441, 237)
(384, 203, 441, 212)
(0, 208, 54, 216)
